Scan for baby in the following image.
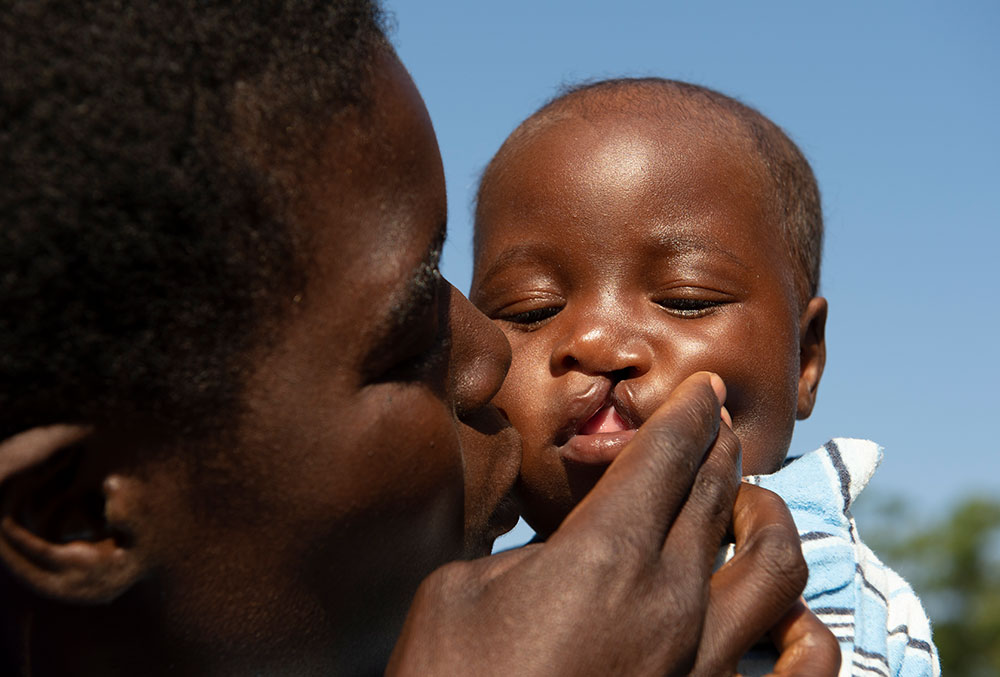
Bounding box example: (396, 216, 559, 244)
(470, 78, 938, 677)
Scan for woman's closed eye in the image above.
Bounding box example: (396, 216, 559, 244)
(365, 266, 450, 385)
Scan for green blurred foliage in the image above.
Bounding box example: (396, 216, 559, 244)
(855, 495, 1000, 677)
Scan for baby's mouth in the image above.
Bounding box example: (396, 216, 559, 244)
(578, 404, 632, 435)
(560, 398, 639, 466)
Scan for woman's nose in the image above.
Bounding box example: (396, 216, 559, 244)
(448, 283, 512, 418)
(549, 309, 653, 380)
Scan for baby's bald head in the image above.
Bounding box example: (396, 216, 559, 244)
(477, 78, 823, 305)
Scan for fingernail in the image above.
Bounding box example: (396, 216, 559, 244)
(708, 372, 727, 405)
(721, 405, 733, 427)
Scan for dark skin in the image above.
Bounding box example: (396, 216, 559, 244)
(394, 374, 840, 676)
(1, 47, 514, 677)
(0, 48, 837, 675)
(471, 103, 828, 538)
(468, 95, 836, 672)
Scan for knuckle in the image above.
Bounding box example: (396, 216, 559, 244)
(715, 425, 742, 462)
(684, 434, 740, 515)
(554, 528, 657, 598)
(694, 449, 739, 497)
(688, 470, 736, 525)
(567, 530, 635, 573)
(419, 560, 471, 598)
(753, 523, 809, 594)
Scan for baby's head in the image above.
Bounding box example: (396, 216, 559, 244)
(470, 79, 827, 537)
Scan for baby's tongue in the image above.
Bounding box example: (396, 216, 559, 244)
(579, 405, 629, 435)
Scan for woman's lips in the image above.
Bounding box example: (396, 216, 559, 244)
(560, 404, 637, 465)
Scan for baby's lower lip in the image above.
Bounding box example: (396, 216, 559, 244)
(560, 429, 637, 465)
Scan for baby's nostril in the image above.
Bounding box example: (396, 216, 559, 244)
(611, 366, 638, 382)
(560, 354, 579, 371)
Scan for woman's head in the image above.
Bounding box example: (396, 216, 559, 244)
(0, 2, 519, 673)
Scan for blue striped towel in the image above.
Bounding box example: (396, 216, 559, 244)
(736, 438, 939, 677)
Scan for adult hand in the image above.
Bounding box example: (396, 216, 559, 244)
(388, 372, 830, 675)
(691, 483, 841, 676)
(767, 598, 843, 677)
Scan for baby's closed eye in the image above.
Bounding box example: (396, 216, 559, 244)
(495, 304, 562, 329)
(656, 297, 726, 318)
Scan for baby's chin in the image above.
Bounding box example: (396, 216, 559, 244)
(516, 460, 609, 539)
(518, 430, 793, 539)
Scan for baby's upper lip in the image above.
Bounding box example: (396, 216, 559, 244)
(555, 380, 642, 444)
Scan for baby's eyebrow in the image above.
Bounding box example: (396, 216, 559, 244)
(649, 231, 750, 269)
(475, 243, 555, 284)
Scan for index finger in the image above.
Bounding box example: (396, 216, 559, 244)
(552, 372, 729, 552)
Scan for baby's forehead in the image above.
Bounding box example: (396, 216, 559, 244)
(483, 105, 775, 233)
(474, 95, 793, 279)
(492, 93, 768, 191)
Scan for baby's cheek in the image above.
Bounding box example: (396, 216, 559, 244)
(492, 379, 538, 445)
(498, 334, 594, 535)
(724, 398, 795, 477)
(493, 339, 550, 438)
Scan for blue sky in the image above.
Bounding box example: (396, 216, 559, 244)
(384, 1, 999, 546)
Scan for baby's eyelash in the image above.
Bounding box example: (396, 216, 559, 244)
(497, 306, 561, 327)
(656, 298, 723, 317)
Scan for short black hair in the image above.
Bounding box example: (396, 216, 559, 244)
(1, 0, 386, 440)
(476, 78, 822, 305)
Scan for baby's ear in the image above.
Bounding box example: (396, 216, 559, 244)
(0, 425, 147, 603)
(796, 297, 828, 420)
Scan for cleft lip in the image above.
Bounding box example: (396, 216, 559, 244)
(553, 380, 611, 446)
(610, 381, 643, 430)
(552, 379, 645, 466)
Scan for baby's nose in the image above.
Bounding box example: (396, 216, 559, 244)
(550, 317, 653, 379)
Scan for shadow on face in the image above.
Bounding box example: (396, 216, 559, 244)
(0, 46, 521, 676)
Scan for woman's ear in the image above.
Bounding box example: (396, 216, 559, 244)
(796, 297, 828, 420)
(0, 425, 147, 604)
